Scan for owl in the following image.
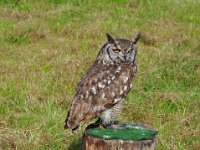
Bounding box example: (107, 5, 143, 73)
(64, 33, 140, 133)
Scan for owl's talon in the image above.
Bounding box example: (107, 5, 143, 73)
(99, 124, 104, 129)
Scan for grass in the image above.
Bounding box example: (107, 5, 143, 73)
(0, 0, 199, 149)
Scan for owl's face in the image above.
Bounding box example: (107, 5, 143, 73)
(97, 33, 140, 64)
(105, 39, 137, 64)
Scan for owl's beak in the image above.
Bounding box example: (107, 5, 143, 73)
(124, 54, 126, 60)
(122, 49, 127, 60)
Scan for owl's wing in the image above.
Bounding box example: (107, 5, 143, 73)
(65, 63, 135, 131)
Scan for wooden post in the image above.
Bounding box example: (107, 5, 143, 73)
(82, 122, 157, 150)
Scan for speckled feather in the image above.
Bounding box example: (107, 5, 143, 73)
(65, 62, 136, 130)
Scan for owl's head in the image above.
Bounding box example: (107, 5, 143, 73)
(97, 33, 140, 64)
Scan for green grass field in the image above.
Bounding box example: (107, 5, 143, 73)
(0, 0, 199, 149)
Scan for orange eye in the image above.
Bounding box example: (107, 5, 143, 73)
(113, 49, 121, 53)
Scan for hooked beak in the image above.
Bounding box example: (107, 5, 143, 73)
(116, 55, 126, 62)
(124, 54, 127, 60)
(122, 50, 127, 62)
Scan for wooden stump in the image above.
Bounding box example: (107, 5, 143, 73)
(82, 122, 157, 150)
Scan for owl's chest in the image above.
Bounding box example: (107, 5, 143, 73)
(96, 64, 136, 100)
(76, 63, 136, 103)
(113, 65, 135, 93)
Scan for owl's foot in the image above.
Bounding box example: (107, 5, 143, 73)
(106, 121, 123, 130)
(109, 124, 123, 130)
(91, 119, 121, 129)
(101, 120, 120, 129)
(99, 123, 104, 129)
(93, 118, 106, 129)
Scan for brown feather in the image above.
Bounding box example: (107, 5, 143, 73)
(65, 61, 136, 130)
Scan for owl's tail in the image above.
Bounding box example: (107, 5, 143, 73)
(64, 111, 70, 129)
(64, 112, 80, 134)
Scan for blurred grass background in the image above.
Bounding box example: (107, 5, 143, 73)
(0, 0, 199, 149)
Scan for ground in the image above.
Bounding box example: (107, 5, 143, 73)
(0, 0, 199, 149)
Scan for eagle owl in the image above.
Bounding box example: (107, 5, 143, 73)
(64, 33, 140, 133)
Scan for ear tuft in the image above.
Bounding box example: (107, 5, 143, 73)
(106, 33, 115, 43)
(132, 32, 141, 45)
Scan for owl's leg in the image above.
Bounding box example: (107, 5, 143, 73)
(100, 108, 113, 128)
(101, 98, 125, 129)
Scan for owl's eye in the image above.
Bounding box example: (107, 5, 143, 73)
(113, 49, 121, 53)
(128, 49, 133, 53)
